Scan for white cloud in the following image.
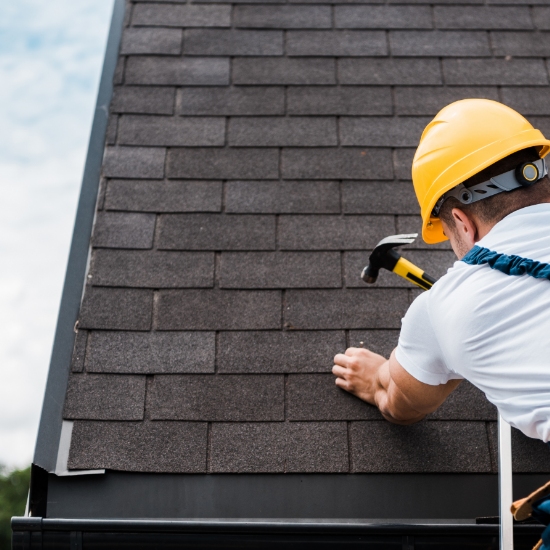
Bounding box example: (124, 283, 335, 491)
(0, 0, 113, 468)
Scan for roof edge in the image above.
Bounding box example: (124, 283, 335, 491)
(33, 0, 126, 473)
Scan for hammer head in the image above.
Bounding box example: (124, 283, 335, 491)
(361, 233, 418, 284)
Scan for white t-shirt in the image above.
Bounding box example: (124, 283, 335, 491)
(395, 203, 550, 442)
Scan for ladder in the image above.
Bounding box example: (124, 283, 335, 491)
(499, 414, 514, 550)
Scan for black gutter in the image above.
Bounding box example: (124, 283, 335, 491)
(11, 518, 544, 550)
(33, 0, 125, 475)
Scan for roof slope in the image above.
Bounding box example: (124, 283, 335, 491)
(63, 0, 550, 475)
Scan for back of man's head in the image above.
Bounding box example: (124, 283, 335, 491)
(438, 147, 550, 233)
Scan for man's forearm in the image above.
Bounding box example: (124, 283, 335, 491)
(372, 360, 427, 425)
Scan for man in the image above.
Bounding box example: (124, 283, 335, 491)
(333, 99, 550, 446)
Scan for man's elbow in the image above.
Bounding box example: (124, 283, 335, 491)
(377, 397, 426, 425)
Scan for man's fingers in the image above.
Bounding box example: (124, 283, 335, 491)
(335, 376, 351, 391)
(332, 365, 348, 378)
(333, 353, 351, 368)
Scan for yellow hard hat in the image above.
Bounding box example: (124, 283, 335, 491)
(412, 99, 550, 244)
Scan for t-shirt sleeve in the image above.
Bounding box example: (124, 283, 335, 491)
(395, 291, 463, 386)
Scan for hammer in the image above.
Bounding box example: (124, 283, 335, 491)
(361, 234, 436, 291)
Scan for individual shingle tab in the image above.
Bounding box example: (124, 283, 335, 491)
(434, 6, 532, 29)
(91, 250, 214, 288)
(233, 58, 335, 85)
(288, 374, 382, 420)
(429, 382, 497, 420)
(157, 214, 276, 250)
(351, 421, 492, 473)
(179, 87, 284, 115)
(287, 87, 392, 116)
(340, 117, 429, 147)
(225, 181, 340, 213)
(502, 88, 550, 116)
(148, 375, 284, 421)
(218, 331, 345, 373)
(132, 3, 231, 27)
(228, 117, 337, 147)
(103, 147, 166, 179)
(63, 374, 146, 420)
(443, 59, 548, 86)
(91, 212, 156, 249)
(491, 32, 550, 57)
(395, 86, 499, 116)
(118, 115, 225, 146)
(167, 148, 279, 179)
(339, 58, 441, 85)
(286, 31, 387, 57)
(126, 57, 230, 86)
(533, 7, 550, 29)
(234, 5, 331, 29)
(335, 6, 432, 29)
(390, 31, 490, 57)
(220, 252, 342, 288)
(488, 424, 550, 474)
(184, 30, 283, 56)
(394, 149, 415, 181)
(156, 290, 281, 330)
(111, 87, 175, 115)
(210, 422, 348, 473)
(285, 289, 409, 329)
(68, 421, 207, 473)
(79, 288, 153, 330)
(121, 28, 183, 55)
(71, 330, 88, 373)
(348, 330, 399, 359)
(278, 215, 396, 250)
(282, 148, 393, 180)
(341, 182, 418, 214)
(86, 331, 216, 374)
(105, 180, 222, 213)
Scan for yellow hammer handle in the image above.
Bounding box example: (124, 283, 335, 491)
(393, 257, 434, 290)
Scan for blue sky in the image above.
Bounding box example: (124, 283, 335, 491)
(0, 0, 113, 468)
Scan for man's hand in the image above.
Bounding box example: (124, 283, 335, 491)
(333, 347, 462, 425)
(332, 347, 386, 406)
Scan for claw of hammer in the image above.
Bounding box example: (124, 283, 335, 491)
(361, 233, 436, 291)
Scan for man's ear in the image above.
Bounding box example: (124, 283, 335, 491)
(451, 207, 478, 247)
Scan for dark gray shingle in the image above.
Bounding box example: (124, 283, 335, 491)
(156, 290, 282, 330)
(68, 421, 208, 473)
(157, 214, 276, 250)
(220, 251, 342, 288)
(86, 331, 216, 374)
(105, 180, 222, 212)
(148, 375, 284, 420)
(210, 422, 349, 473)
(64, 374, 146, 420)
(217, 331, 345, 373)
(225, 181, 340, 213)
(91, 249, 214, 288)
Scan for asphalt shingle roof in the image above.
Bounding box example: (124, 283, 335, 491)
(64, 0, 550, 475)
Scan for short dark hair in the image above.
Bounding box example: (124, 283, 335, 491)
(438, 147, 550, 230)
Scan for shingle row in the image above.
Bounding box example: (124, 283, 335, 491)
(77, 287, 412, 330)
(68, 419, 502, 473)
(122, 57, 550, 87)
(127, 4, 546, 30)
(103, 147, 398, 180)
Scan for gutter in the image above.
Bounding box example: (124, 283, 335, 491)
(11, 518, 543, 549)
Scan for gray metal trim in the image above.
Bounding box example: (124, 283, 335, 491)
(33, 0, 126, 472)
(46, 471, 550, 520)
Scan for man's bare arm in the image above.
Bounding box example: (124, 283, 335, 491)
(332, 347, 461, 424)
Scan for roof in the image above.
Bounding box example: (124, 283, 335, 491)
(40, 0, 550, 486)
